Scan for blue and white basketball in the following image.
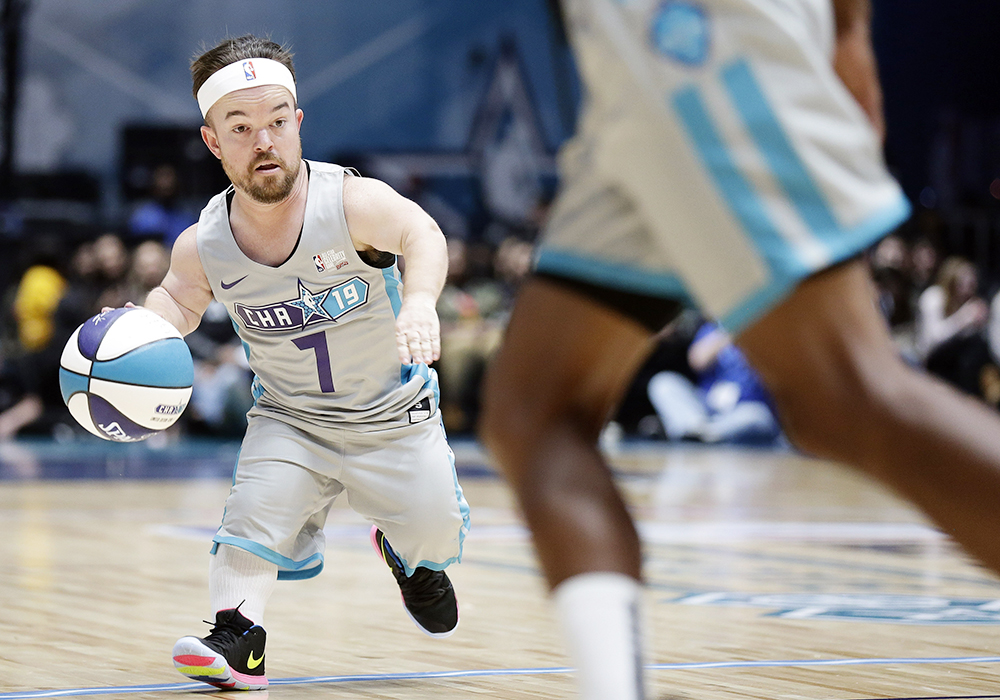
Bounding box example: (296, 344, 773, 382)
(59, 307, 194, 442)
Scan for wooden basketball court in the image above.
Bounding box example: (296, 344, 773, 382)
(2, 439, 999, 699)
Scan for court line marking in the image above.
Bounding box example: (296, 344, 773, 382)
(4, 656, 1000, 699)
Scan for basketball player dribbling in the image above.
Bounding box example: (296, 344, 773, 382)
(139, 35, 470, 690)
(480, 1, 1000, 698)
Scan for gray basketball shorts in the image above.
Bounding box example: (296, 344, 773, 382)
(211, 411, 471, 580)
(537, 0, 911, 335)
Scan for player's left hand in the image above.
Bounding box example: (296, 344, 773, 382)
(395, 294, 441, 365)
(101, 301, 138, 313)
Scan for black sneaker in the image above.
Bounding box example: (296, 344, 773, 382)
(172, 607, 268, 690)
(370, 525, 459, 637)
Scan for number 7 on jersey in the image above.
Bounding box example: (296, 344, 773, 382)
(293, 331, 335, 393)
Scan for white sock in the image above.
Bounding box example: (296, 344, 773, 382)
(553, 572, 646, 700)
(209, 544, 277, 628)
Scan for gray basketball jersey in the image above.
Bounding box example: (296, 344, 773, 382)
(196, 160, 435, 431)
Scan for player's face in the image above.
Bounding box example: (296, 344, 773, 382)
(202, 85, 303, 204)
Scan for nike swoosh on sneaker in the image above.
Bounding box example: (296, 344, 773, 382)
(221, 275, 248, 290)
(247, 650, 264, 670)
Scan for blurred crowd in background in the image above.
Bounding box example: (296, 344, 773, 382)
(1, 2, 999, 447)
(0, 160, 546, 443)
(4, 175, 1000, 447)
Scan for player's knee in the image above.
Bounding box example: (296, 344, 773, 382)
(771, 358, 909, 464)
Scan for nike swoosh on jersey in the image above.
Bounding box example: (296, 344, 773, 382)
(221, 275, 248, 290)
(247, 650, 264, 669)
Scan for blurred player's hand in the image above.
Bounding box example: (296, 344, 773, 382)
(101, 301, 138, 313)
(395, 293, 441, 365)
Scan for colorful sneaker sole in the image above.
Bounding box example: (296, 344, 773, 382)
(172, 636, 268, 690)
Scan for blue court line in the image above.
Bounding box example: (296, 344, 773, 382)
(4, 656, 1000, 699)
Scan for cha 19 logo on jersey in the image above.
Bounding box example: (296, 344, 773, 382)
(234, 277, 369, 332)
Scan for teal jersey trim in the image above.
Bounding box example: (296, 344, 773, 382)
(671, 62, 912, 334)
(230, 316, 251, 362)
(382, 265, 403, 318)
(721, 59, 841, 246)
(431, 367, 440, 408)
(672, 83, 809, 281)
(396, 419, 470, 576)
(383, 264, 418, 387)
(720, 196, 911, 332)
(400, 363, 440, 407)
(535, 249, 692, 302)
(229, 315, 260, 405)
(212, 534, 325, 580)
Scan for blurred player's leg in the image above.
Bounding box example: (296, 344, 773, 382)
(738, 259, 1000, 572)
(480, 276, 660, 700)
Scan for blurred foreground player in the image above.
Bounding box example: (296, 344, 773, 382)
(141, 35, 469, 689)
(480, 0, 1000, 698)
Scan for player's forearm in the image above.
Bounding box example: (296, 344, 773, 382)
(832, 0, 884, 140)
(399, 220, 448, 306)
(688, 331, 729, 372)
(144, 286, 202, 336)
(0, 395, 43, 440)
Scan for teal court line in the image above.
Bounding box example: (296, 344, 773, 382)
(4, 656, 1000, 699)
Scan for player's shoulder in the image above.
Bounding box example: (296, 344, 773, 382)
(174, 222, 199, 246)
(342, 172, 397, 207)
(168, 223, 201, 262)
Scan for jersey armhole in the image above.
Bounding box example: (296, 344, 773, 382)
(358, 248, 397, 269)
(341, 165, 394, 268)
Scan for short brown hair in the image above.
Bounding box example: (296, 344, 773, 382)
(191, 34, 296, 100)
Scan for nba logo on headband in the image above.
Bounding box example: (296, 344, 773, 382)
(197, 57, 298, 118)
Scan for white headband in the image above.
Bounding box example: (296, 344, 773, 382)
(196, 57, 297, 118)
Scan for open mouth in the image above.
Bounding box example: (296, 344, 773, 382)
(254, 162, 281, 173)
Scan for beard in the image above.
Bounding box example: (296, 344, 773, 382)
(223, 146, 302, 204)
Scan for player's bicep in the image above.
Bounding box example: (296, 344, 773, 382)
(146, 225, 214, 332)
(342, 175, 432, 255)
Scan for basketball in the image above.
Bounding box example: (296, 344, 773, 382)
(58, 307, 194, 442)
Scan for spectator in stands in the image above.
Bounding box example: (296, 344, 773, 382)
(401, 173, 470, 242)
(54, 240, 101, 323)
(123, 240, 171, 303)
(11, 235, 66, 354)
(493, 235, 535, 306)
(0, 239, 108, 440)
(990, 291, 1000, 368)
(92, 233, 132, 310)
(916, 256, 992, 398)
(0, 349, 44, 440)
(869, 234, 917, 361)
(127, 163, 196, 247)
(647, 320, 782, 445)
(183, 300, 252, 438)
(436, 238, 505, 433)
(910, 236, 941, 296)
(0, 343, 72, 440)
